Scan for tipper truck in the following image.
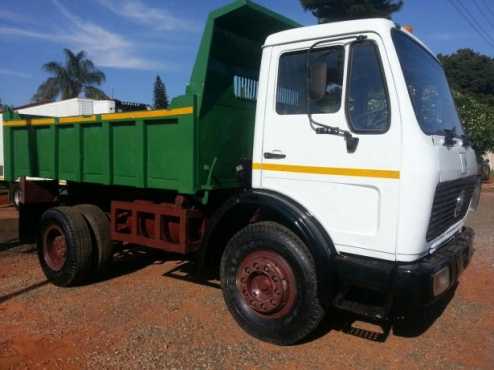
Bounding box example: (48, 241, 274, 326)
(2, 0, 481, 345)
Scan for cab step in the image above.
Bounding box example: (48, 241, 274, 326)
(333, 286, 392, 320)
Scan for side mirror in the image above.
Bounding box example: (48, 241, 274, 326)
(344, 132, 360, 154)
(309, 62, 327, 100)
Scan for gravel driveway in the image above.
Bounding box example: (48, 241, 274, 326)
(1, 192, 493, 369)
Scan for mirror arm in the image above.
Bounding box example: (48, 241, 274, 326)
(310, 116, 359, 154)
(305, 35, 366, 154)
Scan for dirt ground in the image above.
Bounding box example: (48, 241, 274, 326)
(1, 192, 493, 370)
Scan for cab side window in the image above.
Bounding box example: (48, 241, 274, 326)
(276, 46, 345, 115)
(347, 41, 390, 133)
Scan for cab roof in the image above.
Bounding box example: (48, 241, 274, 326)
(264, 17, 434, 57)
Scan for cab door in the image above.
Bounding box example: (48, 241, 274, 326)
(255, 34, 402, 261)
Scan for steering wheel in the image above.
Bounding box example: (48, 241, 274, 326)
(351, 107, 388, 129)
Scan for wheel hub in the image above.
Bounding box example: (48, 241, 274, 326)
(43, 225, 67, 272)
(237, 250, 297, 318)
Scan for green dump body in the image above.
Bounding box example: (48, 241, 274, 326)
(2, 0, 298, 196)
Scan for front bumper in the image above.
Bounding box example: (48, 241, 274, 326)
(393, 227, 474, 307)
(335, 227, 475, 309)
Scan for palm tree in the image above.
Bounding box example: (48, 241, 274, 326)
(32, 49, 108, 103)
(300, 0, 403, 23)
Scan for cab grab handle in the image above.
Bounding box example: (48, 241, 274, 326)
(264, 152, 286, 160)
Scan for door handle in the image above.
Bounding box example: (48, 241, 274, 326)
(264, 151, 286, 160)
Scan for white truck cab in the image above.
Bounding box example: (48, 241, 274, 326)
(253, 19, 478, 263)
(226, 18, 481, 340)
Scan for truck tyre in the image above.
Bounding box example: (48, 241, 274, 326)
(480, 162, 491, 181)
(75, 204, 113, 274)
(10, 182, 21, 209)
(220, 221, 325, 345)
(37, 207, 93, 287)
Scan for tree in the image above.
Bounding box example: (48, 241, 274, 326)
(438, 49, 494, 104)
(153, 75, 169, 109)
(32, 49, 108, 103)
(438, 49, 494, 157)
(300, 0, 403, 23)
(454, 93, 494, 158)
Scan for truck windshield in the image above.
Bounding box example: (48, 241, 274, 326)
(392, 29, 464, 136)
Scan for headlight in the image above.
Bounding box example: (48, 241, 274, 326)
(432, 266, 451, 296)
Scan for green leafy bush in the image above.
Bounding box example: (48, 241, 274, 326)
(454, 92, 494, 158)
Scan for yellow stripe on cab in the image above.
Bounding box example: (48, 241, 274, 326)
(252, 163, 400, 180)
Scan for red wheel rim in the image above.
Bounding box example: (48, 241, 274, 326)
(236, 250, 297, 319)
(43, 224, 67, 271)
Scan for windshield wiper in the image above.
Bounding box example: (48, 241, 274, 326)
(443, 128, 457, 147)
(431, 128, 457, 147)
(433, 128, 471, 148)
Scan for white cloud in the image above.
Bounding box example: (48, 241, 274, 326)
(0, 1, 168, 71)
(96, 0, 198, 32)
(0, 27, 71, 44)
(52, 0, 165, 70)
(0, 68, 31, 79)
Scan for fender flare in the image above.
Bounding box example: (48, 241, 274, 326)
(205, 189, 337, 304)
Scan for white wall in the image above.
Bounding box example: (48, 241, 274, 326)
(17, 98, 115, 117)
(93, 100, 116, 114)
(486, 152, 494, 165)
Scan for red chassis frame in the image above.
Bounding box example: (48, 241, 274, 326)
(111, 197, 206, 255)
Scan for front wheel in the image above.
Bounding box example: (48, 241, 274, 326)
(220, 222, 325, 345)
(480, 162, 491, 181)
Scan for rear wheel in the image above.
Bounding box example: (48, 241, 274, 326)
(220, 222, 325, 345)
(38, 207, 93, 287)
(10, 183, 21, 209)
(75, 204, 113, 274)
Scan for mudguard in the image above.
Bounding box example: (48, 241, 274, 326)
(207, 189, 337, 305)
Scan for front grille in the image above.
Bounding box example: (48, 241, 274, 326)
(426, 176, 477, 242)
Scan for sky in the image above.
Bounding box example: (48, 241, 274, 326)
(1, 0, 493, 107)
